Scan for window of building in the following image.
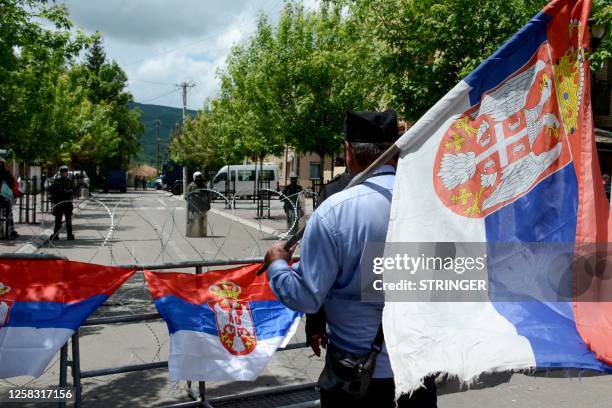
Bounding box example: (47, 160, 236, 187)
(309, 162, 320, 180)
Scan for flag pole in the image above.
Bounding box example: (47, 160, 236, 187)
(256, 143, 401, 275)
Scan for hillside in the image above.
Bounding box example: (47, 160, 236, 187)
(129, 102, 196, 166)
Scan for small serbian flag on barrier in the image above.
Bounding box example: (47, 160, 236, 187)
(383, 0, 612, 395)
(145, 264, 301, 381)
(0, 259, 134, 378)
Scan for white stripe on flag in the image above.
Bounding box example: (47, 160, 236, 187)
(168, 329, 296, 381)
(395, 81, 473, 152)
(384, 82, 536, 394)
(0, 327, 73, 378)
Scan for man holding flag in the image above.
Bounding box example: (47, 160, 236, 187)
(264, 110, 437, 407)
(264, 0, 612, 404)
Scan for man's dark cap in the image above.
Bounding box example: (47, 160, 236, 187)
(344, 110, 398, 143)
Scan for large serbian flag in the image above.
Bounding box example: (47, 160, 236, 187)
(145, 264, 301, 381)
(0, 259, 134, 378)
(383, 0, 612, 395)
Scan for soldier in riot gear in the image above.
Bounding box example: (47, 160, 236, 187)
(282, 175, 303, 236)
(49, 165, 75, 240)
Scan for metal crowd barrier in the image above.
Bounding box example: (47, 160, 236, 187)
(0, 196, 10, 240)
(256, 180, 272, 219)
(17, 176, 45, 223)
(55, 257, 316, 408)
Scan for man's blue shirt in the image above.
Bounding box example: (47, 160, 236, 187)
(268, 164, 395, 378)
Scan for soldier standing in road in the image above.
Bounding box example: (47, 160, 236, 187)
(185, 171, 211, 237)
(49, 165, 75, 240)
(282, 175, 303, 236)
(264, 110, 436, 407)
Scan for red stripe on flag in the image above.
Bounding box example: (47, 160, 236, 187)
(0, 259, 135, 303)
(144, 263, 278, 304)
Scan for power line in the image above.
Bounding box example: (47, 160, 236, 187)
(128, 79, 176, 86)
(139, 88, 180, 104)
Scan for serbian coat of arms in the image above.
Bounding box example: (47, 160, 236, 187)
(208, 281, 257, 356)
(434, 26, 584, 218)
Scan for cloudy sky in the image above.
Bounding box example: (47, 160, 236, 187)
(59, 0, 319, 110)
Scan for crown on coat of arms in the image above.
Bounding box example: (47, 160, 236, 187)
(0, 283, 11, 296)
(208, 281, 241, 300)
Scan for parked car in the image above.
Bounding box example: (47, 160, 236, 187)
(149, 177, 162, 190)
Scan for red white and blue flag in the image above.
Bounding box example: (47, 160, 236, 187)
(0, 259, 134, 378)
(145, 264, 301, 381)
(384, 0, 612, 394)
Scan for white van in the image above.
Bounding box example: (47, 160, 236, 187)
(211, 164, 279, 197)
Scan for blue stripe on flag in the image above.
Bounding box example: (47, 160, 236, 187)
(154, 296, 299, 339)
(484, 166, 611, 371)
(464, 11, 551, 106)
(493, 301, 612, 372)
(6, 294, 108, 330)
(485, 164, 578, 243)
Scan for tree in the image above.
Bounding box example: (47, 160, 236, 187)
(590, 0, 611, 72)
(333, 0, 549, 120)
(275, 3, 380, 178)
(70, 34, 144, 170)
(217, 15, 285, 165)
(0, 1, 89, 162)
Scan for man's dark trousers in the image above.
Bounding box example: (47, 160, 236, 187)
(320, 376, 437, 408)
(53, 202, 73, 238)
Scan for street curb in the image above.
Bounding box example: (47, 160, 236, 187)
(167, 194, 282, 238)
(208, 208, 281, 238)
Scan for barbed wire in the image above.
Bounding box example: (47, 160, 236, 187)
(1, 188, 324, 393)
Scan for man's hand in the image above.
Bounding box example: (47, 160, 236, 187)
(264, 241, 294, 265)
(308, 333, 328, 357)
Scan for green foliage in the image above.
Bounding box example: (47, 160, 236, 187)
(172, 2, 379, 179)
(131, 101, 194, 165)
(591, 0, 612, 72)
(334, 0, 547, 120)
(169, 0, 610, 174)
(0, 0, 88, 161)
(0, 0, 142, 171)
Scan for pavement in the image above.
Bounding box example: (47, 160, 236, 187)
(0, 189, 611, 407)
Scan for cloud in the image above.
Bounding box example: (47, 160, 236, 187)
(58, 0, 316, 109)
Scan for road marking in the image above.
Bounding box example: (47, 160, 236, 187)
(208, 208, 279, 237)
(157, 198, 168, 207)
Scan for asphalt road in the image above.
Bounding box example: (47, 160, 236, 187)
(1, 190, 610, 407)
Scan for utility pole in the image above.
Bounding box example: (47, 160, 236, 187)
(155, 119, 161, 175)
(177, 81, 195, 196)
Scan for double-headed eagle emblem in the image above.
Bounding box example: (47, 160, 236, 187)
(434, 47, 578, 217)
(209, 281, 257, 355)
